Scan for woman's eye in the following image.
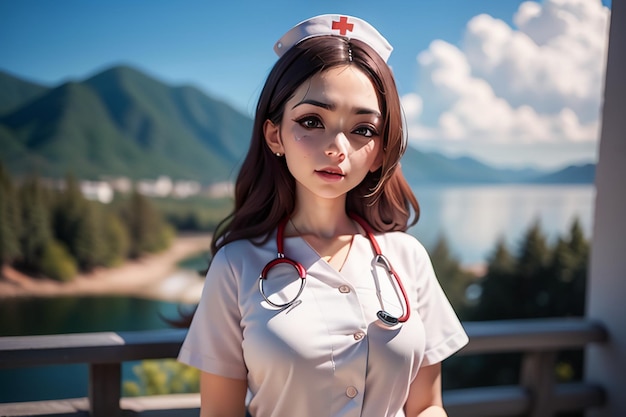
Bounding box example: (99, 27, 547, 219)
(353, 126, 377, 138)
(297, 116, 323, 129)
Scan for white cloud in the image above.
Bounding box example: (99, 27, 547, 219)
(401, 93, 423, 120)
(402, 0, 610, 168)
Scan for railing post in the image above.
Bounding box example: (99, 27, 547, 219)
(521, 351, 557, 417)
(89, 362, 122, 417)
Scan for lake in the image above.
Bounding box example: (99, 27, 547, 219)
(0, 184, 595, 402)
(409, 184, 594, 265)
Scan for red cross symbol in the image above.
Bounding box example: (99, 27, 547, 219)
(332, 16, 354, 36)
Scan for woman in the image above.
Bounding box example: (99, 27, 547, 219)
(178, 14, 469, 417)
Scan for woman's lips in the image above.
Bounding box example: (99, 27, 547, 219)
(315, 168, 345, 181)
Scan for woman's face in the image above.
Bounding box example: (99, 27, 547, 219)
(265, 65, 383, 206)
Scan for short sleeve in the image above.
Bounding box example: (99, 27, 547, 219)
(178, 246, 247, 379)
(413, 243, 469, 366)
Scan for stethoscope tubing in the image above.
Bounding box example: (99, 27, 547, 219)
(258, 217, 307, 309)
(258, 213, 411, 324)
(350, 213, 411, 324)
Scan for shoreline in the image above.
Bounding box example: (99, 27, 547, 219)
(0, 232, 487, 305)
(0, 233, 212, 304)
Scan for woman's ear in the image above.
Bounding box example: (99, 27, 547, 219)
(264, 120, 284, 155)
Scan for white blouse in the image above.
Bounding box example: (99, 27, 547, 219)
(178, 229, 469, 417)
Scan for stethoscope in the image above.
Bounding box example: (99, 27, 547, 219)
(258, 212, 411, 327)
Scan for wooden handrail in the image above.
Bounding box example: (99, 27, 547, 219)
(458, 318, 608, 354)
(0, 319, 607, 368)
(0, 328, 186, 368)
(0, 318, 609, 417)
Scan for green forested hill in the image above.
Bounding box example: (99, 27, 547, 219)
(0, 66, 252, 183)
(0, 66, 594, 185)
(0, 70, 50, 114)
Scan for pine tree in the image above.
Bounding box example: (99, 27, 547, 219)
(470, 238, 518, 320)
(52, 174, 109, 271)
(119, 188, 171, 258)
(517, 220, 550, 278)
(548, 218, 588, 317)
(73, 201, 107, 271)
(17, 177, 53, 272)
(52, 174, 86, 267)
(463, 219, 591, 389)
(0, 163, 21, 266)
(100, 211, 130, 266)
(515, 219, 552, 317)
(488, 238, 516, 275)
(566, 218, 589, 316)
(429, 234, 474, 317)
(39, 239, 78, 281)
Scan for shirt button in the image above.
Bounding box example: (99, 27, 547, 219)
(353, 331, 365, 341)
(346, 386, 358, 398)
(338, 285, 351, 293)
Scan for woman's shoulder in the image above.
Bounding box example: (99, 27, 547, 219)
(214, 234, 273, 261)
(376, 230, 429, 257)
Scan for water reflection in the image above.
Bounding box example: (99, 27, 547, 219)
(0, 296, 188, 337)
(411, 184, 594, 265)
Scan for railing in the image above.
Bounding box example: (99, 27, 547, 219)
(0, 318, 608, 417)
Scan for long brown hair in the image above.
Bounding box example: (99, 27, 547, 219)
(211, 36, 419, 255)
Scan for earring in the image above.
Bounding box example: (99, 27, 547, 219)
(276, 152, 282, 157)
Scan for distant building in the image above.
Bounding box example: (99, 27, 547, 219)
(80, 180, 114, 204)
(73, 175, 206, 201)
(206, 181, 234, 198)
(107, 177, 133, 194)
(172, 180, 202, 198)
(138, 176, 173, 197)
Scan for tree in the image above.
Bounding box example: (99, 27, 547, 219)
(118, 189, 172, 258)
(99, 210, 130, 267)
(0, 163, 21, 266)
(39, 239, 78, 281)
(17, 176, 53, 273)
(52, 174, 107, 271)
(429, 234, 474, 317)
(72, 201, 107, 271)
(548, 219, 588, 317)
(469, 238, 518, 320)
(123, 359, 200, 396)
(515, 219, 552, 318)
(461, 219, 591, 389)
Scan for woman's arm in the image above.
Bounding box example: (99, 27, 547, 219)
(403, 363, 448, 417)
(200, 371, 248, 417)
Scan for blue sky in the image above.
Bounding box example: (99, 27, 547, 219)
(0, 0, 612, 169)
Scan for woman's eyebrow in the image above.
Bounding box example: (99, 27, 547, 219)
(292, 99, 381, 118)
(292, 99, 333, 110)
(355, 108, 382, 118)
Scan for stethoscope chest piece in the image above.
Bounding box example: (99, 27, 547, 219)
(258, 255, 306, 309)
(376, 310, 400, 327)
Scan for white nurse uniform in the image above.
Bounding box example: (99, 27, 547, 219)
(179, 228, 469, 417)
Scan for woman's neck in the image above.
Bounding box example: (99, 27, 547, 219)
(288, 203, 354, 239)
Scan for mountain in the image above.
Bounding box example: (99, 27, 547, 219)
(401, 146, 541, 184)
(529, 163, 595, 184)
(0, 66, 252, 183)
(0, 66, 594, 185)
(0, 70, 50, 115)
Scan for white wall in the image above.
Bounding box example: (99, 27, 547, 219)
(586, 1, 626, 416)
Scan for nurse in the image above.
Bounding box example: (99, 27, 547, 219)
(178, 14, 469, 417)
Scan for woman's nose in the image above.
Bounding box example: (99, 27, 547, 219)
(325, 132, 348, 161)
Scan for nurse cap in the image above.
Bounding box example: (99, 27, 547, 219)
(273, 14, 393, 63)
